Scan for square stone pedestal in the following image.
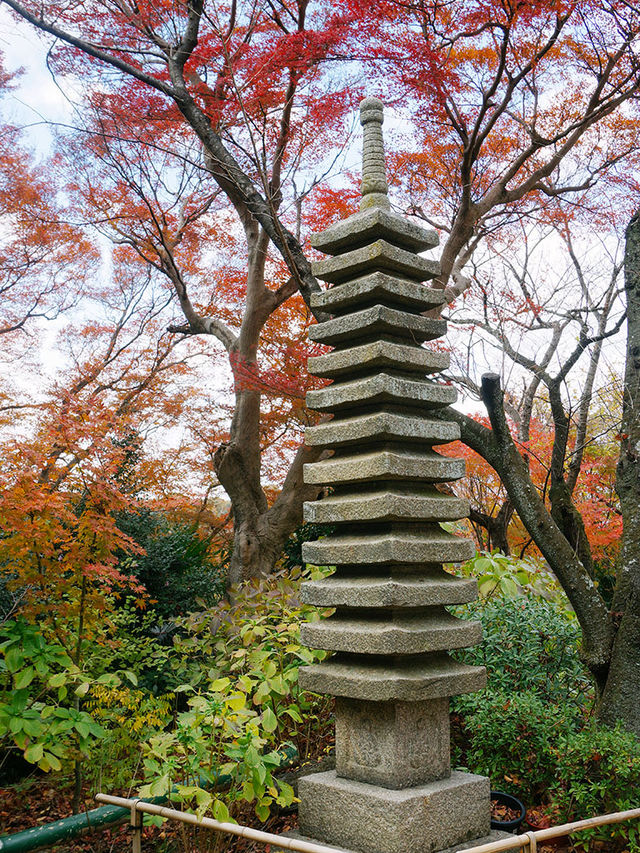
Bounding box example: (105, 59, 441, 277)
(335, 696, 450, 788)
(298, 769, 491, 853)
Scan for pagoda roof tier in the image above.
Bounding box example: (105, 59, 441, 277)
(301, 528, 475, 566)
(304, 411, 460, 448)
(308, 304, 446, 345)
(308, 340, 449, 379)
(310, 272, 445, 315)
(312, 240, 440, 284)
(303, 448, 465, 486)
(307, 373, 456, 413)
(301, 571, 477, 609)
(311, 206, 438, 256)
(300, 610, 482, 656)
(298, 653, 486, 702)
(303, 488, 469, 525)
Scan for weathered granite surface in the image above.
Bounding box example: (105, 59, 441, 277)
(301, 610, 482, 655)
(310, 271, 445, 313)
(312, 239, 441, 284)
(298, 96, 488, 853)
(308, 303, 446, 344)
(334, 696, 450, 788)
(311, 208, 438, 257)
(298, 771, 491, 853)
(304, 411, 460, 447)
(301, 572, 477, 608)
(298, 652, 486, 702)
(308, 338, 450, 378)
(301, 528, 476, 565)
(307, 373, 457, 411)
(303, 449, 465, 485)
(303, 488, 469, 523)
(282, 829, 519, 853)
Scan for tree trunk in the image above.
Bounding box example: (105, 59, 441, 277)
(215, 424, 325, 587)
(437, 213, 640, 732)
(469, 500, 513, 555)
(597, 211, 640, 730)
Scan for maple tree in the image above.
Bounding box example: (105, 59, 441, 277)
(0, 264, 192, 632)
(436, 224, 637, 732)
(2, 0, 640, 731)
(366, 0, 640, 298)
(0, 259, 201, 805)
(56, 84, 346, 584)
(0, 0, 362, 585)
(0, 59, 96, 366)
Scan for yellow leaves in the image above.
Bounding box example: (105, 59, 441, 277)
(87, 684, 173, 737)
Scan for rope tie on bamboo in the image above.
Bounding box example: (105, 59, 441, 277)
(359, 97, 390, 211)
(526, 831, 537, 853)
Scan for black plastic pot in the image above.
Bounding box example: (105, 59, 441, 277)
(490, 790, 526, 833)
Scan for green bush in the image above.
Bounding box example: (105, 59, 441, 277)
(116, 509, 226, 620)
(550, 724, 640, 852)
(451, 596, 592, 806)
(87, 599, 176, 694)
(457, 551, 568, 604)
(0, 618, 109, 774)
(139, 567, 333, 823)
(455, 596, 592, 707)
(457, 689, 580, 803)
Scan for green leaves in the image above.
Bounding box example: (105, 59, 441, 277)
(24, 742, 44, 763)
(136, 568, 329, 827)
(212, 799, 232, 824)
(5, 645, 24, 673)
(261, 707, 277, 733)
(459, 551, 568, 604)
(14, 666, 35, 689)
(0, 618, 112, 775)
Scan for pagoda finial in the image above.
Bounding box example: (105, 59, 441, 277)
(359, 97, 390, 211)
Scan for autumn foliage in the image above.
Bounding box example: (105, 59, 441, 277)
(0, 0, 638, 741)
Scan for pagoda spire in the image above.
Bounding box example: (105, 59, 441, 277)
(359, 96, 390, 211)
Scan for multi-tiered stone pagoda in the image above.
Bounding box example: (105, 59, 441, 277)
(296, 98, 492, 853)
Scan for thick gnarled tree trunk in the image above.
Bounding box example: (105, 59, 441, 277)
(598, 212, 640, 729)
(215, 422, 324, 587)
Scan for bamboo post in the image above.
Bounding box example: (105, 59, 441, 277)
(456, 806, 640, 853)
(129, 800, 142, 853)
(96, 793, 640, 853)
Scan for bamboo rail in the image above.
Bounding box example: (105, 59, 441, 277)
(459, 806, 640, 853)
(95, 794, 347, 853)
(95, 794, 640, 853)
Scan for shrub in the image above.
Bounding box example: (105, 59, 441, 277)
(455, 596, 592, 707)
(139, 567, 333, 823)
(457, 689, 580, 803)
(139, 678, 296, 824)
(85, 684, 174, 790)
(457, 551, 568, 604)
(116, 509, 226, 620)
(550, 724, 640, 852)
(0, 618, 109, 774)
(87, 599, 176, 694)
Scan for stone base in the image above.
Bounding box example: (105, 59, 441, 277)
(282, 829, 518, 853)
(436, 829, 519, 853)
(298, 769, 491, 853)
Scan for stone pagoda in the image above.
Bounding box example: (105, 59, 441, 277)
(296, 98, 491, 853)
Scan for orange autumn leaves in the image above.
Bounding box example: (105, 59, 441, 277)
(443, 415, 621, 566)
